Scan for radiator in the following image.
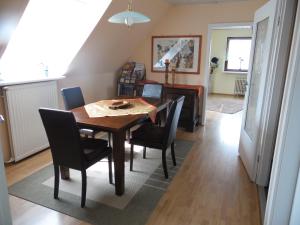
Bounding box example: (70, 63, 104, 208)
(234, 79, 247, 95)
(3, 81, 58, 161)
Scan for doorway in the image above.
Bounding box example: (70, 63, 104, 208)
(203, 0, 297, 222)
(205, 25, 252, 116)
(207, 27, 252, 115)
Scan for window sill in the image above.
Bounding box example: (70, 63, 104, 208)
(222, 70, 248, 75)
(0, 76, 65, 87)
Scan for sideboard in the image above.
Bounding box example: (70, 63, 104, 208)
(135, 80, 204, 132)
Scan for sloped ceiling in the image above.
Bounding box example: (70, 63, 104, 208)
(69, 0, 170, 74)
(0, 0, 29, 57)
(62, 0, 171, 102)
(0, 0, 171, 102)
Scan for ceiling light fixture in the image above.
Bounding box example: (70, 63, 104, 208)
(108, 0, 150, 27)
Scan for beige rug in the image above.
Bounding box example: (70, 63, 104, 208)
(207, 96, 244, 114)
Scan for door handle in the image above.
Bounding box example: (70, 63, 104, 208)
(0, 115, 4, 123)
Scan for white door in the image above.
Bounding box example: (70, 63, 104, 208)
(239, 0, 276, 181)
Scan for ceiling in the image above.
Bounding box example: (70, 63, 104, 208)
(165, 0, 248, 4)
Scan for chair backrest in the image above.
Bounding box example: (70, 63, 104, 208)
(39, 108, 84, 170)
(61, 87, 85, 110)
(142, 84, 163, 100)
(163, 96, 185, 148)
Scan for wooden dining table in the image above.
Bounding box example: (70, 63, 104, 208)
(62, 97, 170, 196)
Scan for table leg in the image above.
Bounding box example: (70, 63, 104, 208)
(112, 130, 126, 196)
(60, 166, 70, 180)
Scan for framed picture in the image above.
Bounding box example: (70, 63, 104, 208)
(151, 35, 202, 74)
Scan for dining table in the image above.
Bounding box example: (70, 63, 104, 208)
(60, 97, 171, 196)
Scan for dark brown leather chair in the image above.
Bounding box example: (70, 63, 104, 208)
(39, 108, 113, 208)
(141, 83, 164, 126)
(61, 87, 111, 144)
(129, 96, 185, 178)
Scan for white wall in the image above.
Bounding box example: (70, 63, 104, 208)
(289, 168, 300, 225)
(0, 143, 12, 225)
(210, 28, 251, 95)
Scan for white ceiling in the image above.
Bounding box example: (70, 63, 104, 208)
(165, 0, 249, 4)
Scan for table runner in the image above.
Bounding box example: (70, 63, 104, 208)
(137, 80, 204, 96)
(84, 98, 157, 122)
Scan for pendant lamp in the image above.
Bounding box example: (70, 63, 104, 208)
(108, 0, 150, 26)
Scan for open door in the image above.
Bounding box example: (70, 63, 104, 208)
(239, 0, 276, 182)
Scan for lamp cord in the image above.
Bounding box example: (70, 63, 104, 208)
(128, 0, 133, 11)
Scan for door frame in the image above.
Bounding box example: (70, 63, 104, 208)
(202, 22, 252, 125)
(264, 0, 300, 224)
(0, 143, 12, 225)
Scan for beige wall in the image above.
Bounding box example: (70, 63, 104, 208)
(131, 0, 266, 86)
(210, 28, 251, 95)
(0, 0, 171, 161)
(57, 0, 171, 105)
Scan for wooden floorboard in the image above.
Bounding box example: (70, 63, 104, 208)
(5, 110, 261, 225)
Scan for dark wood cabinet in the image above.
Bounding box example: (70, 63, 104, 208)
(135, 81, 204, 132)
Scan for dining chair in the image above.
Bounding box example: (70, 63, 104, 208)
(39, 108, 113, 208)
(129, 96, 185, 179)
(61, 87, 111, 145)
(142, 83, 163, 100)
(126, 83, 164, 140)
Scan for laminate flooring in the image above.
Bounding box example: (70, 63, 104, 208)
(5, 110, 260, 225)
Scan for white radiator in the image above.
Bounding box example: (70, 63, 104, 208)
(234, 79, 247, 96)
(3, 81, 58, 161)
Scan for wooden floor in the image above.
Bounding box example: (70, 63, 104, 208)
(5, 111, 261, 225)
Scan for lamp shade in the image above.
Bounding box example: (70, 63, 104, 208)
(108, 10, 150, 26)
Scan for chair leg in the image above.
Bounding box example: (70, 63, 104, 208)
(143, 146, 146, 159)
(171, 142, 176, 166)
(162, 150, 168, 179)
(127, 129, 131, 142)
(54, 165, 59, 199)
(157, 112, 161, 127)
(108, 132, 112, 147)
(130, 144, 134, 171)
(81, 170, 87, 208)
(108, 154, 113, 184)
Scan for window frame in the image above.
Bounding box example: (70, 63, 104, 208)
(224, 36, 252, 73)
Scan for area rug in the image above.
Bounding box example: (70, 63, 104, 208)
(206, 97, 244, 114)
(9, 139, 194, 225)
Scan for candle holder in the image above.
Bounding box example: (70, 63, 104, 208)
(164, 59, 170, 84)
(171, 68, 176, 86)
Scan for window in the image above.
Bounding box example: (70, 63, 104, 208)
(224, 37, 252, 72)
(0, 0, 111, 81)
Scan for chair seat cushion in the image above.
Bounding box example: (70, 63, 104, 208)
(131, 123, 165, 149)
(81, 138, 111, 162)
